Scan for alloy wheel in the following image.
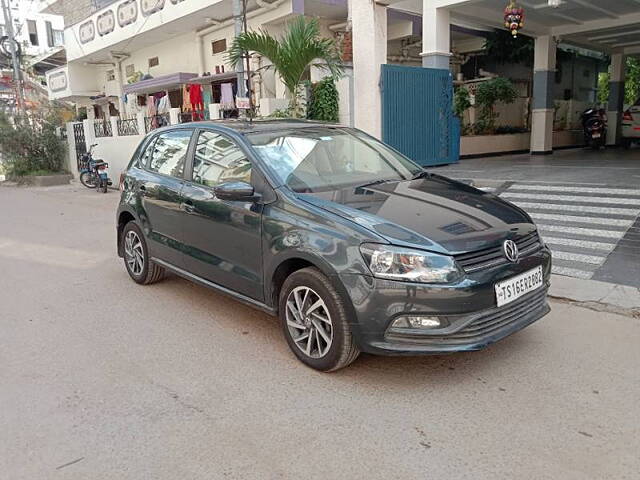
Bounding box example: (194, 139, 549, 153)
(124, 230, 144, 276)
(285, 286, 334, 359)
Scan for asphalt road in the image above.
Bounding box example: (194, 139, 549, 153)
(1, 184, 639, 480)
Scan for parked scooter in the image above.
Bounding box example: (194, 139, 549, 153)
(79, 144, 112, 193)
(581, 108, 607, 150)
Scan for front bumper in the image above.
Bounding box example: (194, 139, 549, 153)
(339, 247, 552, 355)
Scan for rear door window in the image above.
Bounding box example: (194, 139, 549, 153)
(147, 130, 193, 178)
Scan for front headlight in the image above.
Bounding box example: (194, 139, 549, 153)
(360, 243, 463, 284)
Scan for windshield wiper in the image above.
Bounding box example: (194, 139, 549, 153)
(411, 170, 430, 180)
(356, 179, 393, 189)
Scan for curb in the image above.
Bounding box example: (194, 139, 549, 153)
(549, 274, 640, 318)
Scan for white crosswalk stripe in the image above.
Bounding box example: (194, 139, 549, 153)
(497, 183, 640, 281)
(510, 184, 640, 196)
(512, 202, 639, 216)
(529, 212, 634, 227)
(502, 192, 640, 205)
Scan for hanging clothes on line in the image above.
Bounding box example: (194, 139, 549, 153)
(189, 83, 204, 120)
(220, 83, 235, 110)
(157, 93, 172, 114)
(182, 85, 192, 112)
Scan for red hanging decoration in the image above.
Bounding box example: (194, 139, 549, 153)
(504, 1, 525, 37)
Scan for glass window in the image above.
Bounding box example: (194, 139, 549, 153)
(147, 130, 191, 178)
(212, 39, 227, 54)
(45, 20, 54, 47)
(192, 131, 252, 188)
(247, 127, 421, 193)
(27, 20, 38, 46)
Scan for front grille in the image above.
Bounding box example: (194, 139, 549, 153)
(384, 288, 549, 346)
(443, 288, 548, 344)
(455, 231, 543, 273)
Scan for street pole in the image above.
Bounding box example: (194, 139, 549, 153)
(232, 0, 246, 98)
(1, 0, 24, 113)
(242, 0, 255, 118)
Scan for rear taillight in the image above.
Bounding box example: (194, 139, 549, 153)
(119, 173, 125, 191)
(623, 110, 633, 122)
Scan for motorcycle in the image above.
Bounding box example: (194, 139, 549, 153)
(581, 108, 607, 150)
(79, 144, 112, 193)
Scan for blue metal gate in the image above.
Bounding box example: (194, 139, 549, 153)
(381, 64, 459, 167)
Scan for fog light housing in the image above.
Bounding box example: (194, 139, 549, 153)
(391, 315, 449, 330)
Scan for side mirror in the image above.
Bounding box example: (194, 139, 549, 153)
(214, 181, 258, 201)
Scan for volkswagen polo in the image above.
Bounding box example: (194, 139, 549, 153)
(117, 120, 551, 371)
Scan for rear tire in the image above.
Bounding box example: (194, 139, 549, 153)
(121, 221, 165, 285)
(80, 171, 96, 188)
(279, 267, 360, 372)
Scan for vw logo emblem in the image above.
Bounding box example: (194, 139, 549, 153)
(503, 240, 519, 263)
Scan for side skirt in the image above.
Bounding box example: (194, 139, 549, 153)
(151, 257, 277, 316)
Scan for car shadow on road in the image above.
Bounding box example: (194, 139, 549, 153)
(154, 272, 543, 390)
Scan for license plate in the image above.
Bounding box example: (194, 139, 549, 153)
(99, 169, 109, 176)
(495, 266, 544, 307)
(592, 133, 601, 138)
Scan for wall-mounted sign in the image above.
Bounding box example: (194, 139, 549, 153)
(78, 20, 95, 44)
(141, 0, 165, 16)
(49, 71, 68, 92)
(236, 97, 251, 110)
(97, 10, 115, 36)
(118, 0, 138, 27)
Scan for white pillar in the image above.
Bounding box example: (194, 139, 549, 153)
(607, 53, 625, 146)
(110, 116, 119, 137)
(352, 0, 387, 138)
(83, 118, 95, 147)
(530, 35, 556, 155)
(421, 4, 451, 69)
(136, 112, 146, 135)
(65, 122, 79, 178)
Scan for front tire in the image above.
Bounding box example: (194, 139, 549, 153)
(121, 221, 165, 285)
(279, 267, 360, 372)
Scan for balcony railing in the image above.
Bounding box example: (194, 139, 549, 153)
(94, 119, 113, 138)
(117, 118, 139, 136)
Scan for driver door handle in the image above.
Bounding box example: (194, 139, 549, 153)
(181, 200, 195, 214)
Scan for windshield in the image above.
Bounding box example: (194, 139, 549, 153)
(247, 127, 422, 193)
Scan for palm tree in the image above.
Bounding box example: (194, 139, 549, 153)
(226, 17, 343, 117)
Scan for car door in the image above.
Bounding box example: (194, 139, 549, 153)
(180, 129, 264, 301)
(138, 128, 194, 267)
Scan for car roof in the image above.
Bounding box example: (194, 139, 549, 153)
(161, 119, 344, 135)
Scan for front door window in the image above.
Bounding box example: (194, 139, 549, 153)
(192, 131, 252, 187)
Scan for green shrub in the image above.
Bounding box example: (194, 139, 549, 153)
(0, 108, 68, 177)
(475, 78, 518, 134)
(453, 87, 471, 118)
(307, 77, 340, 123)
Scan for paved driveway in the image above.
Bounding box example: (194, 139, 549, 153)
(434, 148, 640, 287)
(1, 183, 639, 479)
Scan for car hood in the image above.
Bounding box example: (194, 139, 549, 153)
(295, 175, 535, 255)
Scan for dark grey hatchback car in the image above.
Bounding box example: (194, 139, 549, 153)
(117, 120, 551, 371)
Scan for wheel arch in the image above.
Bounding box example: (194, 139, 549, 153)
(267, 251, 339, 314)
(116, 208, 137, 257)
